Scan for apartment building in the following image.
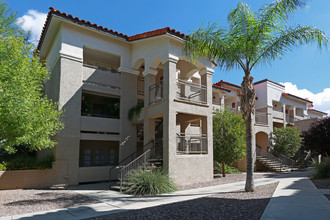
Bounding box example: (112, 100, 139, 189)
(212, 79, 327, 171)
(37, 8, 215, 186)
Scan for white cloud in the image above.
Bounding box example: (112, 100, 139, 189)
(16, 10, 47, 46)
(281, 82, 330, 115)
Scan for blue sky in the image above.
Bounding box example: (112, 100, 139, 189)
(7, 0, 330, 113)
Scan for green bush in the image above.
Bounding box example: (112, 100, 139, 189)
(312, 161, 330, 179)
(214, 162, 242, 174)
(273, 126, 302, 158)
(0, 154, 55, 171)
(125, 168, 177, 196)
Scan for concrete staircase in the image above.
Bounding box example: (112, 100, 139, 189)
(109, 140, 163, 192)
(256, 146, 293, 173)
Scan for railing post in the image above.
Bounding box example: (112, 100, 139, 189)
(120, 172, 123, 192)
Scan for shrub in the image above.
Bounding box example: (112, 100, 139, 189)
(214, 162, 242, 174)
(125, 168, 177, 196)
(312, 161, 330, 179)
(0, 154, 55, 171)
(303, 117, 330, 156)
(273, 126, 302, 158)
(213, 109, 245, 176)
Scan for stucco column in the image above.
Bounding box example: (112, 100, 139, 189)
(200, 67, 214, 169)
(220, 95, 225, 111)
(292, 107, 296, 122)
(118, 67, 139, 161)
(162, 55, 179, 173)
(200, 68, 214, 105)
(283, 104, 287, 127)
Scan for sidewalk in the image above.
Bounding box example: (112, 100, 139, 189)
(261, 171, 330, 220)
(1, 170, 329, 219)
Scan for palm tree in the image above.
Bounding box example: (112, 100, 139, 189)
(184, 0, 327, 192)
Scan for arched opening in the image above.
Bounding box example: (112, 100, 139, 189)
(256, 132, 269, 152)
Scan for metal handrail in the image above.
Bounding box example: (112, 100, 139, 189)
(176, 79, 206, 104)
(269, 148, 296, 168)
(149, 82, 163, 105)
(117, 139, 155, 192)
(256, 146, 285, 171)
(109, 150, 137, 188)
(176, 133, 207, 154)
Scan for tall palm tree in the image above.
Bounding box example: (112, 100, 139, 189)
(184, 0, 327, 192)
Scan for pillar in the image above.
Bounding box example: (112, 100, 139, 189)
(162, 55, 179, 172)
(118, 67, 139, 160)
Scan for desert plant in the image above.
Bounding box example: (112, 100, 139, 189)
(311, 161, 330, 179)
(125, 167, 177, 196)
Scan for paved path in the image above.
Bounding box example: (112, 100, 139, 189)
(261, 171, 330, 220)
(1, 170, 329, 219)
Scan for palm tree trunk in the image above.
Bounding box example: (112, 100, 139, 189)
(241, 71, 255, 192)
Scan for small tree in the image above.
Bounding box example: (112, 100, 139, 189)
(273, 126, 302, 157)
(0, 3, 63, 154)
(303, 117, 330, 156)
(213, 110, 246, 177)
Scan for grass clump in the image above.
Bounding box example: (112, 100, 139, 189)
(125, 167, 177, 196)
(311, 161, 330, 179)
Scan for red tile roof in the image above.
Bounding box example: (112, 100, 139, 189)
(37, 7, 187, 51)
(213, 80, 241, 89)
(282, 93, 313, 104)
(212, 84, 231, 92)
(308, 109, 328, 115)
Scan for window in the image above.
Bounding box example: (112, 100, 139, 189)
(79, 140, 119, 167)
(81, 92, 120, 119)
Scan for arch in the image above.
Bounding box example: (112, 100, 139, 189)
(178, 56, 206, 70)
(256, 131, 269, 152)
(149, 57, 163, 70)
(132, 58, 145, 70)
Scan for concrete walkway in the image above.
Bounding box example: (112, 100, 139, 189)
(1, 170, 329, 219)
(261, 171, 330, 220)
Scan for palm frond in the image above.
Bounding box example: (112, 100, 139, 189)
(251, 25, 328, 69)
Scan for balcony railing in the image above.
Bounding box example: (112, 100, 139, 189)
(149, 82, 163, 105)
(137, 77, 144, 96)
(176, 80, 206, 104)
(286, 115, 294, 123)
(255, 112, 268, 125)
(176, 133, 207, 154)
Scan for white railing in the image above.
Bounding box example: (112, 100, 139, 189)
(176, 80, 206, 104)
(255, 112, 268, 125)
(272, 109, 284, 119)
(149, 82, 163, 105)
(137, 77, 144, 95)
(286, 115, 294, 123)
(176, 133, 207, 154)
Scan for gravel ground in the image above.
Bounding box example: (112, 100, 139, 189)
(179, 173, 277, 190)
(310, 178, 330, 201)
(0, 189, 100, 217)
(310, 178, 330, 189)
(88, 182, 278, 220)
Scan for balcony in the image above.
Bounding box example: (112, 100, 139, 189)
(137, 77, 144, 96)
(255, 112, 268, 125)
(149, 82, 163, 105)
(176, 133, 207, 154)
(176, 80, 206, 105)
(286, 115, 294, 123)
